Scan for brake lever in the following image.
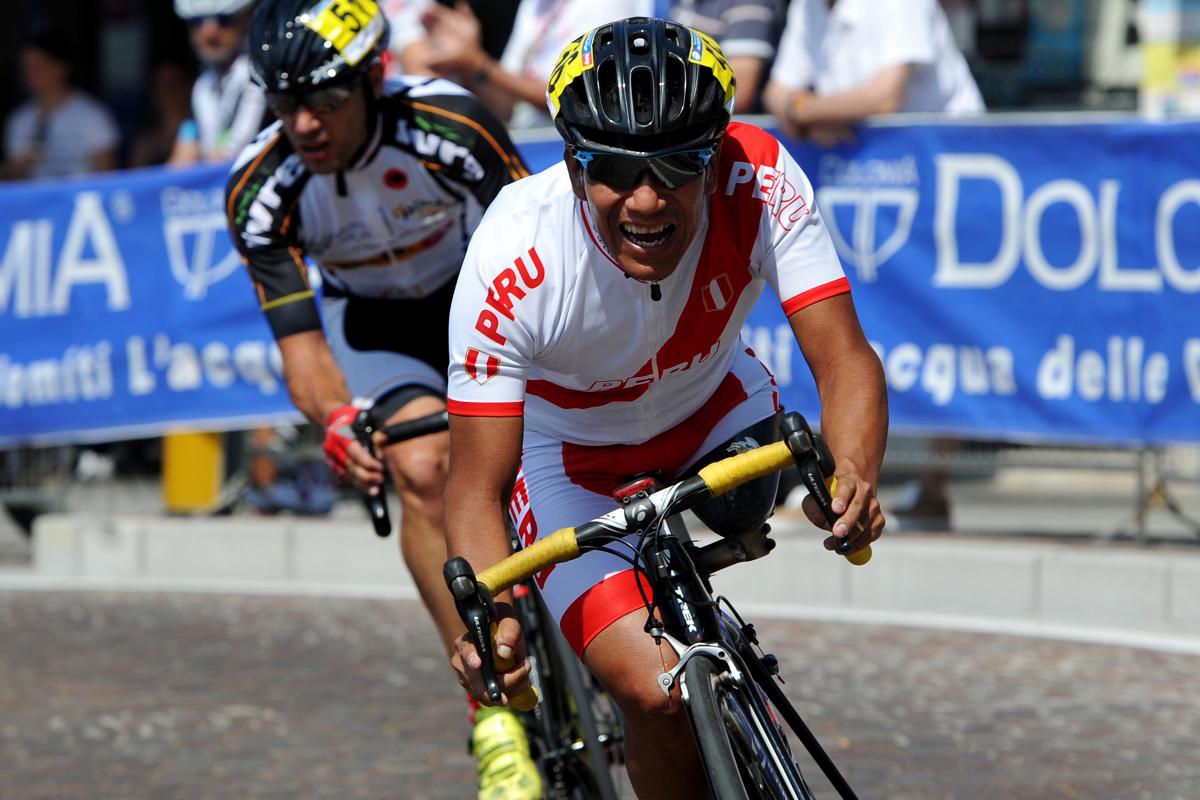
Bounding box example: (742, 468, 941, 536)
(781, 412, 853, 556)
(351, 408, 392, 538)
(444, 557, 504, 704)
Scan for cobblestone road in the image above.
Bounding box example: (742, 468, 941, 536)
(1, 591, 1197, 800)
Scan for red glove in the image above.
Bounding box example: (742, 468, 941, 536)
(323, 404, 359, 478)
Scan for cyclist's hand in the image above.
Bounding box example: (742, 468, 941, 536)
(323, 405, 385, 492)
(801, 464, 884, 555)
(450, 604, 531, 707)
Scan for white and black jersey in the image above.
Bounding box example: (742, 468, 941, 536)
(225, 77, 530, 342)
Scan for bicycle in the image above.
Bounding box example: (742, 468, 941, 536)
(351, 406, 627, 798)
(444, 410, 871, 799)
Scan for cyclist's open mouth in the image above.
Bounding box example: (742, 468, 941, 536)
(298, 141, 331, 163)
(620, 222, 675, 251)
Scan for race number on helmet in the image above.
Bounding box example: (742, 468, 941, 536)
(247, 0, 390, 92)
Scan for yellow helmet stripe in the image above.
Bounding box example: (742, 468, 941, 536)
(688, 29, 737, 111)
(546, 30, 596, 119)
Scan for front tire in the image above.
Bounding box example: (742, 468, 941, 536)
(683, 655, 811, 800)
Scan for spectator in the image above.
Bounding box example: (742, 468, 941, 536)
(2, 29, 120, 180)
(763, 0, 984, 146)
(129, 61, 195, 168)
(418, 0, 651, 127)
(664, 0, 785, 113)
(381, 0, 437, 75)
(170, 0, 289, 514)
(168, 0, 266, 165)
(765, 0, 984, 529)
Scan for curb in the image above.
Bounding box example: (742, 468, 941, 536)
(22, 513, 1200, 656)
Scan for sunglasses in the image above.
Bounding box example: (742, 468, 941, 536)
(187, 14, 235, 28)
(570, 144, 718, 191)
(266, 85, 356, 117)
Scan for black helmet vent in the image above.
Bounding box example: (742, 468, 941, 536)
(665, 56, 685, 122)
(631, 66, 654, 126)
(597, 60, 621, 125)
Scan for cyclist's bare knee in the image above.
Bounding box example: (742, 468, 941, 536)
(382, 397, 448, 508)
(584, 611, 685, 721)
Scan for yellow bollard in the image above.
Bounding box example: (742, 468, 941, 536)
(162, 430, 225, 514)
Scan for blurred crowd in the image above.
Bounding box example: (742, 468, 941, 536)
(1, 0, 1011, 183)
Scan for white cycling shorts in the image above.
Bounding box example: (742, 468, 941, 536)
(509, 348, 779, 658)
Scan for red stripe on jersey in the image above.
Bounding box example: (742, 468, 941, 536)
(745, 345, 782, 412)
(447, 399, 525, 417)
(781, 276, 851, 317)
(561, 371, 748, 497)
(649, 123, 779, 377)
(527, 376, 651, 409)
(559, 568, 653, 658)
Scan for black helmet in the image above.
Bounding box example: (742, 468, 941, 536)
(247, 0, 390, 92)
(547, 17, 736, 157)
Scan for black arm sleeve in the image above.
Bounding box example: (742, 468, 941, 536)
(225, 128, 321, 339)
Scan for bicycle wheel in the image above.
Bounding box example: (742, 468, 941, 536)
(683, 655, 813, 800)
(518, 588, 625, 799)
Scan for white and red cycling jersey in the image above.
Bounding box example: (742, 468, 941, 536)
(447, 121, 850, 654)
(446, 121, 848, 445)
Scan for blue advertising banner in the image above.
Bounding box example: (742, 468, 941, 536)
(2, 119, 1199, 445)
(520, 119, 1200, 446)
(0, 163, 294, 445)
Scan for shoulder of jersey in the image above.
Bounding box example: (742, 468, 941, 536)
(226, 121, 309, 240)
(721, 121, 784, 168)
(384, 75, 473, 100)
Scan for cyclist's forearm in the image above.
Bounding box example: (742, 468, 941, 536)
(277, 330, 352, 423)
(788, 296, 888, 480)
(817, 344, 888, 482)
(445, 494, 515, 580)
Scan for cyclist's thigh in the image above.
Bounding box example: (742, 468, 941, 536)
(323, 294, 446, 402)
(517, 433, 643, 660)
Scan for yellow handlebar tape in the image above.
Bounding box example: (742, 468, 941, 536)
(698, 440, 794, 497)
(827, 477, 871, 566)
(490, 622, 540, 712)
(478, 528, 581, 595)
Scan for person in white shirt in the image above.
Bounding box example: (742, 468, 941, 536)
(169, 0, 267, 165)
(2, 30, 119, 180)
(417, 0, 651, 127)
(763, 0, 984, 145)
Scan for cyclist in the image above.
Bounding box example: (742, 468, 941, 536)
(224, 1, 537, 797)
(444, 17, 887, 797)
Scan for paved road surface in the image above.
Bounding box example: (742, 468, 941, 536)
(2, 591, 1197, 800)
